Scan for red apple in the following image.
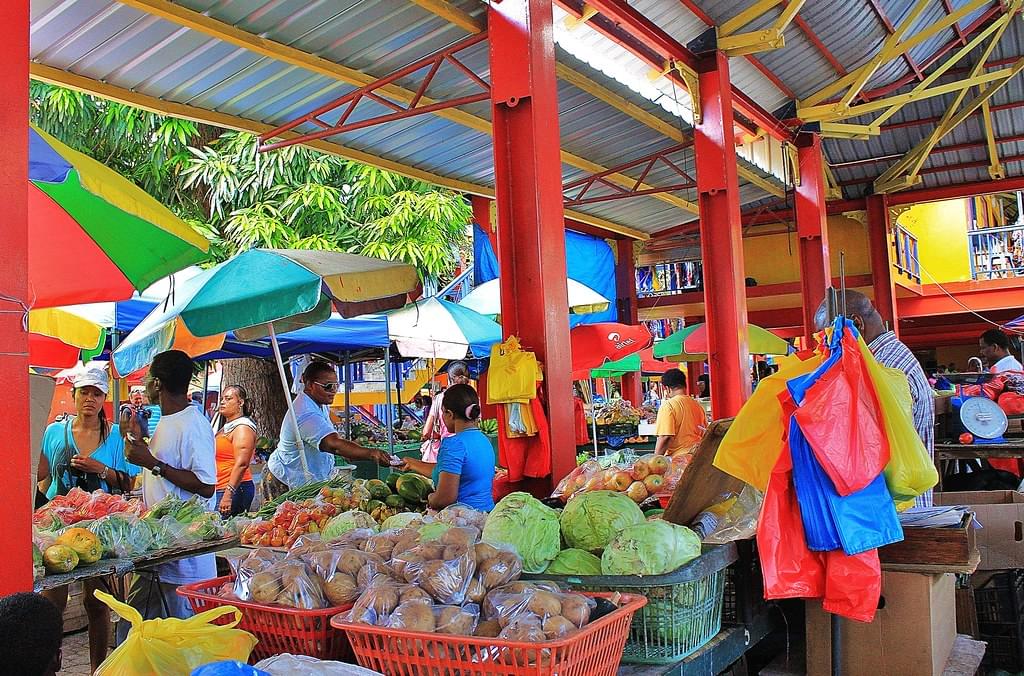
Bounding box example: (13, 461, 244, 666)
(631, 459, 651, 481)
(605, 471, 633, 492)
(643, 474, 665, 492)
(647, 455, 671, 475)
(625, 481, 649, 503)
(582, 476, 605, 493)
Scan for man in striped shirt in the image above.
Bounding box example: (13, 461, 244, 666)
(815, 291, 934, 507)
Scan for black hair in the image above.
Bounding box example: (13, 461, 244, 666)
(441, 383, 481, 422)
(302, 359, 336, 383)
(0, 592, 63, 676)
(222, 384, 252, 417)
(982, 329, 1011, 350)
(662, 368, 687, 390)
(71, 386, 110, 443)
(150, 350, 195, 396)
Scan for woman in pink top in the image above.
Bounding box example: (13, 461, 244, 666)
(420, 362, 470, 461)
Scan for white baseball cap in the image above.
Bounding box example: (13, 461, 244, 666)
(72, 365, 110, 395)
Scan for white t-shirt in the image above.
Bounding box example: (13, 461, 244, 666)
(143, 405, 217, 585)
(993, 354, 1024, 373)
(267, 392, 338, 488)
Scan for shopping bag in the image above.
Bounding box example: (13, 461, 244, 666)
(94, 590, 257, 675)
(856, 340, 939, 503)
(822, 548, 882, 623)
(793, 330, 890, 496)
(757, 445, 826, 601)
(487, 336, 539, 404)
(713, 351, 821, 490)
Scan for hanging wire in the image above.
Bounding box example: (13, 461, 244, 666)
(910, 251, 1024, 335)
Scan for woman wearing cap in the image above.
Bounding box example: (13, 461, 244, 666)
(36, 365, 140, 671)
(401, 383, 495, 512)
(420, 362, 470, 462)
(214, 385, 258, 516)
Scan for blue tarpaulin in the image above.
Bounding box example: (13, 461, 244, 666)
(472, 223, 617, 326)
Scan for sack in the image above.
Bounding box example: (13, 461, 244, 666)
(93, 590, 257, 675)
(713, 351, 821, 490)
(855, 340, 939, 503)
(487, 336, 539, 404)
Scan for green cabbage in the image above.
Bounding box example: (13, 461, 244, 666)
(323, 511, 378, 541)
(601, 521, 702, 575)
(418, 521, 452, 541)
(560, 491, 644, 553)
(544, 548, 603, 576)
(482, 492, 560, 573)
(381, 512, 423, 531)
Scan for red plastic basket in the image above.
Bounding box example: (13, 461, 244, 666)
(177, 575, 353, 661)
(330, 592, 646, 676)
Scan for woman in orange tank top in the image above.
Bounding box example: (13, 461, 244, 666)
(215, 385, 257, 516)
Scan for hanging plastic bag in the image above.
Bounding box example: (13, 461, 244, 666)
(856, 340, 939, 503)
(822, 548, 882, 623)
(713, 351, 822, 490)
(487, 336, 539, 404)
(94, 590, 257, 675)
(793, 329, 890, 496)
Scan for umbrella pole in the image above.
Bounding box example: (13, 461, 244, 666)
(111, 331, 121, 413)
(202, 362, 210, 419)
(343, 352, 352, 440)
(268, 323, 310, 482)
(384, 348, 395, 457)
(591, 379, 599, 456)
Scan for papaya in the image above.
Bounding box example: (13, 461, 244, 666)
(384, 494, 406, 509)
(396, 474, 431, 503)
(386, 472, 401, 492)
(43, 544, 79, 574)
(366, 479, 391, 501)
(56, 527, 102, 564)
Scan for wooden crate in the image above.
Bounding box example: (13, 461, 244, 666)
(879, 513, 977, 568)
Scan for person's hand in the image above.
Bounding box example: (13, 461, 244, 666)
(399, 459, 413, 472)
(219, 492, 233, 516)
(125, 436, 157, 470)
(120, 406, 143, 443)
(370, 448, 392, 467)
(69, 456, 106, 475)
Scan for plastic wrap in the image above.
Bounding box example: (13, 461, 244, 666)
(483, 584, 594, 636)
(347, 580, 434, 626)
(472, 542, 523, 593)
(285, 533, 328, 559)
(325, 527, 376, 551)
(250, 559, 326, 609)
(146, 514, 202, 550)
(88, 514, 154, 558)
(391, 526, 479, 604)
(306, 548, 389, 606)
(437, 504, 488, 531)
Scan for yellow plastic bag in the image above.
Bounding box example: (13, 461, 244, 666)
(94, 590, 257, 675)
(487, 336, 539, 404)
(713, 352, 822, 490)
(857, 341, 939, 504)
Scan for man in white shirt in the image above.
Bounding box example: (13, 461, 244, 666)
(117, 350, 217, 642)
(261, 359, 390, 501)
(980, 329, 1024, 373)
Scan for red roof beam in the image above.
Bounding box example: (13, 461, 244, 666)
(865, 0, 925, 81)
(837, 153, 1024, 187)
(832, 133, 1024, 169)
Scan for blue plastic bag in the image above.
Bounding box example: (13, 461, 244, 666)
(192, 662, 269, 676)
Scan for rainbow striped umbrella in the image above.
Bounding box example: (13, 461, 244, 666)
(28, 125, 209, 308)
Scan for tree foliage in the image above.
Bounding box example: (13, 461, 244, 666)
(30, 81, 470, 284)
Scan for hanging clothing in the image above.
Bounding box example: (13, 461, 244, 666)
(573, 396, 590, 446)
(487, 337, 540, 404)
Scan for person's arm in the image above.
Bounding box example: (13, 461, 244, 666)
(422, 408, 439, 440)
(320, 432, 392, 466)
(120, 409, 216, 498)
(654, 436, 673, 456)
(652, 401, 677, 456)
(220, 425, 257, 514)
(400, 457, 436, 477)
(428, 471, 460, 510)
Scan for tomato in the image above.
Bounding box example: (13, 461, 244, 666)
(320, 487, 332, 498)
(296, 512, 311, 525)
(322, 504, 338, 516)
(270, 538, 284, 548)
(959, 432, 975, 445)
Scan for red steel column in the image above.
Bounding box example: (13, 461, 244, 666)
(488, 0, 576, 485)
(0, 0, 31, 594)
(615, 239, 643, 405)
(794, 133, 832, 343)
(694, 51, 751, 418)
(867, 194, 899, 335)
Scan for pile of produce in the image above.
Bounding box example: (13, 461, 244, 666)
(480, 490, 702, 577)
(256, 477, 354, 518)
(479, 419, 499, 436)
(32, 494, 229, 579)
(241, 500, 341, 548)
(33, 487, 146, 530)
(589, 400, 641, 426)
(552, 454, 688, 505)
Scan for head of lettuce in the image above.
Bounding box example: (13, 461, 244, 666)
(482, 492, 561, 573)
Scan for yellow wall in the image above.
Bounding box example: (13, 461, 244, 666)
(893, 199, 971, 283)
(740, 215, 870, 286)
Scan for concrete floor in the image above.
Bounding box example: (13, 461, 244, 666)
(58, 630, 94, 676)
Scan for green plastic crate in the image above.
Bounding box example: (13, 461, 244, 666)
(523, 544, 736, 665)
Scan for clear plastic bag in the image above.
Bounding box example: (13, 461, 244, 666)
(483, 583, 594, 637)
(326, 527, 376, 551)
(472, 542, 523, 595)
(88, 514, 154, 558)
(306, 548, 389, 606)
(348, 579, 433, 626)
(391, 527, 479, 604)
(701, 485, 763, 544)
(285, 533, 328, 559)
(437, 504, 488, 531)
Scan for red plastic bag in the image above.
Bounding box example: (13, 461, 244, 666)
(793, 332, 890, 496)
(822, 549, 881, 623)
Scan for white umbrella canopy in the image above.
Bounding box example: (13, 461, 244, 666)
(387, 297, 502, 360)
(458, 278, 609, 317)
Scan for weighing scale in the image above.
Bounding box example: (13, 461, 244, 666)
(945, 372, 1009, 444)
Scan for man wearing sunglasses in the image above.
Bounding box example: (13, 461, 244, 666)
(262, 359, 391, 501)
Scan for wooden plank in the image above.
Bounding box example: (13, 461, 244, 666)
(943, 635, 986, 676)
(663, 418, 742, 526)
(881, 550, 980, 574)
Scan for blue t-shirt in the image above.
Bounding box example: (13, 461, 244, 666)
(41, 418, 141, 499)
(432, 429, 495, 512)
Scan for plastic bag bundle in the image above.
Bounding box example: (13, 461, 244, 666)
(94, 590, 256, 674)
(306, 548, 391, 606)
(482, 582, 596, 640)
(88, 514, 154, 558)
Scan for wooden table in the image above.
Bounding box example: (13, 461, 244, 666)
(936, 440, 1024, 460)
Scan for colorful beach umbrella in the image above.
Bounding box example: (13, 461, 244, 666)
(653, 322, 791, 361)
(590, 348, 670, 378)
(388, 297, 502, 360)
(570, 323, 652, 378)
(28, 125, 209, 308)
(459, 278, 610, 317)
(112, 249, 417, 377)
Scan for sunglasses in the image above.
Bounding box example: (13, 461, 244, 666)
(314, 381, 340, 393)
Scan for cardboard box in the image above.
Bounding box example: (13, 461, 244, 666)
(934, 491, 1024, 570)
(806, 572, 956, 676)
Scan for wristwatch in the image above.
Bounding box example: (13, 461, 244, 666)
(151, 461, 165, 477)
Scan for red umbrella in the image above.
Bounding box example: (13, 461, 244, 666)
(570, 323, 652, 379)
